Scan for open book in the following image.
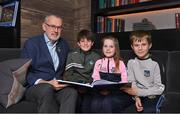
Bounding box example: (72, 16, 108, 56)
(58, 79, 131, 89)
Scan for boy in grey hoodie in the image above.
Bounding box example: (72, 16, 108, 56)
(124, 30, 165, 113)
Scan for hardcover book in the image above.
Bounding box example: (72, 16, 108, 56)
(58, 79, 131, 89)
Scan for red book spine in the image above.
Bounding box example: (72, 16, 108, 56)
(175, 13, 180, 29)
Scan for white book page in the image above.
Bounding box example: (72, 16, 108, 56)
(91, 80, 121, 86)
(57, 79, 131, 88)
(57, 80, 93, 88)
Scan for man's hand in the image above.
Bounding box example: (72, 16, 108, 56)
(38, 79, 68, 90)
(48, 80, 68, 90)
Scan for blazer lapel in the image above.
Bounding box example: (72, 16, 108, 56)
(56, 44, 62, 71)
(40, 36, 54, 67)
(56, 38, 66, 71)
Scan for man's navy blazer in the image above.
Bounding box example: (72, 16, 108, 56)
(21, 35, 69, 86)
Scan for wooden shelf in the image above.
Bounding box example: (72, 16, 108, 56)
(91, 0, 180, 51)
(93, 29, 180, 51)
(94, 0, 180, 16)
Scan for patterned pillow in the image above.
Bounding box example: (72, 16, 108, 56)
(0, 59, 31, 108)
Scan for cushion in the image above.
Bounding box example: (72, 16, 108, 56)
(0, 58, 31, 108)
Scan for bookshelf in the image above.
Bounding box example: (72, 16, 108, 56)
(91, 0, 180, 51)
(0, 0, 20, 48)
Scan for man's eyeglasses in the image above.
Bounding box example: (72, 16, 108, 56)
(45, 23, 63, 30)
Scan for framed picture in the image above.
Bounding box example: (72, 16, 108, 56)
(0, 0, 19, 27)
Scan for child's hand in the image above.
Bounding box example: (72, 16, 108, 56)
(135, 96, 143, 112)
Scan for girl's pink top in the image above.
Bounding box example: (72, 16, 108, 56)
(92, 57, 128, 83)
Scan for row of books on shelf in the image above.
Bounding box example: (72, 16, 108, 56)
(175, 13, 180, 29)
(98, 0, 152, 9)
(97, 16, 125, 33)
(0, 0, 19, 27)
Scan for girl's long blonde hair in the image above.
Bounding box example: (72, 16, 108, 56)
(101, 36, 121, 72)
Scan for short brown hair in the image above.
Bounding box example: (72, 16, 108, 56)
(130, 30, 152, 45)
(77, 29, 94, 42)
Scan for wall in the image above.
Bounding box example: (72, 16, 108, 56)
(21, 0, 91, 49)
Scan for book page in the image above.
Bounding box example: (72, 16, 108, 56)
(91, 79, 121, 86)
(57, 80, 93, 88)
(57, 79, 131, 89)
(91, 80, 132, 89)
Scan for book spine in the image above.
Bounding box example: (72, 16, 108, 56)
(99, 0, 105, 9)
(175, 13, 180, 29)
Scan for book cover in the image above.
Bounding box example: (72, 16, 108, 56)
(58, 79, 131, 89)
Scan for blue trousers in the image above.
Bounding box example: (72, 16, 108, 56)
(90, 90, 134, 113)
(139, 95, 165, 113)
(111, 91, 134, 113)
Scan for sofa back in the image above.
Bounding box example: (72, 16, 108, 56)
(0, 48, 169, 89)
(166, 51, 180, 93)
(0, 48, 21, 62)
(161, 51, 180, 112)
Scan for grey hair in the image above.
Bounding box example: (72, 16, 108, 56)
(44, 15, 62, 23)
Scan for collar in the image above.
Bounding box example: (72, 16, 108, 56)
(136, 53, 151, 60)
(44, 33, 57, 47)
(103, 57, 114, 61)
(79, 48, 92, 55)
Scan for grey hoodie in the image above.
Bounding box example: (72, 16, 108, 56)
(127, 57, 165, 97)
